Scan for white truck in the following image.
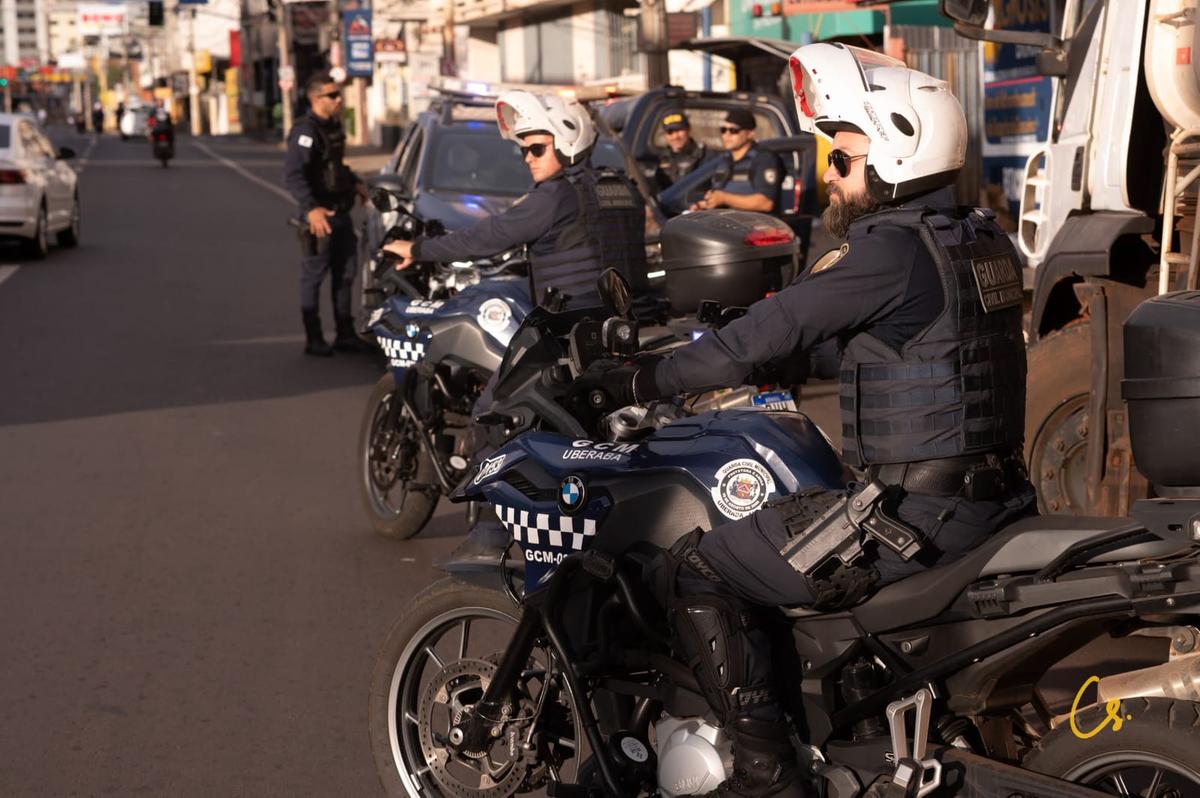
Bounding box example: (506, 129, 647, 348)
(945, 0, 1200, 516)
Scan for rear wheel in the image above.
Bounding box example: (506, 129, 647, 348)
(1025, 323, 1092, 515)
(359, 373, 440, 539)
(1025, 697, 1200, 796)
(23, 203, 48, 260)
(57, 194, 80, 248)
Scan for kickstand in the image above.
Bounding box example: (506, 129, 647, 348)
(884, 688, 943, 797)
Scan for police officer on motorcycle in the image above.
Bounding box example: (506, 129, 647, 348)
(581, 44, 1035, 797)
(690, 107, 784, 214)
(383, 90, 647, 310)
(284, 71, 371, 357)
(653, 110, 712, 191)
(385, 89, 649, 564)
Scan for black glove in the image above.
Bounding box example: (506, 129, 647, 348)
(574, 356, 663, 408)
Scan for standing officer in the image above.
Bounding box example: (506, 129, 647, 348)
(384, 90, 646, 310)
(581, 44, 1033, 797)
(653, 111, 711, 191)
(385, 90, 647, 564)
(284, 71, 370, 357)
(691, 107, 784, 214)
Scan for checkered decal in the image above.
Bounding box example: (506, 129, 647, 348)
(379, 337, 426, 367)
(494, 504, 597, 550)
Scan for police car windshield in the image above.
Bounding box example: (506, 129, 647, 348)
(426, 128, 532, 196)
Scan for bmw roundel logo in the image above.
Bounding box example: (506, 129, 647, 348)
(559, 475, 586, 514)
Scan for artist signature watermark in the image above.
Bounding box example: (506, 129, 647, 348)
(1068, 675, 1133, 740)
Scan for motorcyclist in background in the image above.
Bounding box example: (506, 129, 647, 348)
(149, 102, 175, 148)
(383, 90, 651, 564)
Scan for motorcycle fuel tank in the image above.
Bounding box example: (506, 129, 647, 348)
(463, 408, 846, 589)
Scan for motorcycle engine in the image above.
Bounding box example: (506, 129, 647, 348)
(654, 716, 731, 797)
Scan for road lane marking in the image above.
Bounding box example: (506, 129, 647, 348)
(74, 134, 99, 173)
(210, 334, 306, 345)
(0, 265, 19, 287)
(193, 140, 296, 206)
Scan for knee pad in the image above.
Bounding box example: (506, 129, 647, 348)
(671, 596, 774, 723)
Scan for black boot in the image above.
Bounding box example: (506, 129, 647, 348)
(704, 718, 806, 798)
(303, 310, 334, 357)
(333, 316, 373, 354)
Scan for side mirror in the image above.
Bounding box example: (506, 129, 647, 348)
(56, 146, 76, 160)
(370, 187, 399, 213)
(939, 0, 988, 26)
(366, 173, 410, 212)
(598, 267, 632, 319)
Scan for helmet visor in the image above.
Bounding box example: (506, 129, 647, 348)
(789, 55, 823, 134)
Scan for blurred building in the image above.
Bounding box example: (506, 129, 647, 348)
(1, 0, 49, 65)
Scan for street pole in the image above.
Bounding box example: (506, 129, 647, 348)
(278, 0, 293, 137)
(189, 8, 201, 135)
(639, 0, 669, 88)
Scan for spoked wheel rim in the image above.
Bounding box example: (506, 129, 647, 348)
(387, 606, 581, 797)
(1065, 752, 1200, 797)
(363, 390, 422, 520)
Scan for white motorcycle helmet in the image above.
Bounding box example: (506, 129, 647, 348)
(788, 42, 966, 203)
(495, 90, 597, 166)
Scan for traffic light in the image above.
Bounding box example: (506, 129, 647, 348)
(149, 1, 163, 26)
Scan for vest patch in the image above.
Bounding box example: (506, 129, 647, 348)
(969, 253, 1023, 312)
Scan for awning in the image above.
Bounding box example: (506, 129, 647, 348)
(676, 36, 798, 63)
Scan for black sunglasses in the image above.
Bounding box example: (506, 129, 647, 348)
(520, 142, 550, 159)
(318, 90, 342, 101)
(719, 126, 743, 135)
(828, 149, 867, 178)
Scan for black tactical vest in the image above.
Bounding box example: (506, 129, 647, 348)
(839, 207, 1027, 468)
(660, 141, 708, 185)
(531, 166, 647, 307)
(308, 115, 356, 209)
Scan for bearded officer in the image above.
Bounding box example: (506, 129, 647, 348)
(653, 110, 712, 191)
(579, 44, 1034, 797)
(691, 107, 785, 214)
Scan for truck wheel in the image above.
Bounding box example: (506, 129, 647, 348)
(1025, 323, 1092, 515)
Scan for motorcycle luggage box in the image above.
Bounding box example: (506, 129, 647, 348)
(659, 210, 796, 315)
(1122, 290, 1200, 490)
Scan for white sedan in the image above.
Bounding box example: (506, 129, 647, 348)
(0, 113, 79, 258)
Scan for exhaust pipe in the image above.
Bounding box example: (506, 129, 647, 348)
(1098, 652, 1200, 703)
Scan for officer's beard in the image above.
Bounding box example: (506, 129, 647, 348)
(822, 184, 882, 240)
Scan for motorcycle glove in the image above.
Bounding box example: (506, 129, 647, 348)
(577, 356, 663, 407)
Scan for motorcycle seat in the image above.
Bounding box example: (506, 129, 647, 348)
(851, 515, 1180, 634)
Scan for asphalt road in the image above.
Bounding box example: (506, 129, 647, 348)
(0, 128, 466, 797)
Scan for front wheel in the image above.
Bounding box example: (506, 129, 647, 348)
(359, 373, 439, 539)
(368, 578, 580, 798)
(1024, 697, 1200, 796)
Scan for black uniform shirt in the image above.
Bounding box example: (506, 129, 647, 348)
(411, 172, 582, 263)
(284, 111, 358, 213)
(651, 187, 954, 396)
(654, 139, 712, 190)
(711, 142, 785, 212)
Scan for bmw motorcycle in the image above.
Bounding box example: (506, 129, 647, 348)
(359, 185, 535, 539)
(368, 274, 1200, 798)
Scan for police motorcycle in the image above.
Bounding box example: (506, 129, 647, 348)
(369, 273, 1200, 798)
(359, 183, 535, 539)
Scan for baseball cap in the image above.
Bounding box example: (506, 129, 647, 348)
(661, 111, 690, 131)
(724, 108, 757, 131)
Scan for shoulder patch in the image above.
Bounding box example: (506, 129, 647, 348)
(297, 134, 313, 148)
(811, 243, 850, 274)
(763, 167, 779, 185)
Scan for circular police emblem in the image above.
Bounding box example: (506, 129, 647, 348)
(477, 298, 512, 333)
(710, 459, 775, 521)
(764, 168, 779, 185)
(559, 475, 586, 514)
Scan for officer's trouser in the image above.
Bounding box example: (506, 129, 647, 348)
(665, 482, 1036, 724)
(300, 212, 356, 320)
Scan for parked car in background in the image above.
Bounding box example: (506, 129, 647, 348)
(0, 114, 79, 258)
(119, 105, 152, 140)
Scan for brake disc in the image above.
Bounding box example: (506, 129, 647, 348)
(416, 658, 528, 798)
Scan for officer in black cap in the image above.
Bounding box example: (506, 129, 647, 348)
(579, 45, 1034, 798)
(690, 107, 785, 214)
(653, 111, 712, 191)
(284, 70, 370, 356)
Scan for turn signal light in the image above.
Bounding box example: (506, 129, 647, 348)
(744, 226, 794, 246)
(770, 2, 782, 13)
(752, 3, 763, 16)
(0, 169, 25, 183)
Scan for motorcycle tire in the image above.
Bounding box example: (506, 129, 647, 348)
(1024, 697, 1200, 793)
(359, 373, 439, 539)
(367, 578, 522, 798)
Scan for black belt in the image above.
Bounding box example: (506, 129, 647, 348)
(866, 452, 1026, 500)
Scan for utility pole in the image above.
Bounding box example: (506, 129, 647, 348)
(277, 0, 294, 137)
(638, 0, 669, 88)
(188, 8, 201, 135)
